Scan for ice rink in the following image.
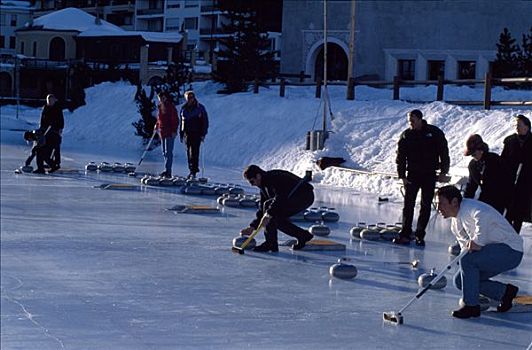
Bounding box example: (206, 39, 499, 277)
(1, 144, 531, 349)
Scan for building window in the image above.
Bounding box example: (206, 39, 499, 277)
(184, 17, 198, 30)
(11, 14, 17, 26)
(397, 59, 415, 80)
(33, 41, 37, 56)
(20, 41, 24, 54)
(168, 3, 180, 9)
(185, 0, 199, 7)
(0, 14, 5, 26)
(427, 60, 445, 80)
(458, 60, 476, 79)
(0, 36, 4, 48)
(166, 17, 180, 31)
(10, 36, 16, 49)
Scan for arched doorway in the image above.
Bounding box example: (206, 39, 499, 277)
(49, 37, 65, 61)
(314, 43, 348, 81)
(0, 72, 13, 96)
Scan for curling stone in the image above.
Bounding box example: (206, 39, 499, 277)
(124, 163, 136, 173)
(376, 222, 387, 230)
(290, 211, 306, 222)
(21, 165, 34, 173)
(229, 187, 244, 195)
(448, 242, 461, 256)
(459, 295, 491, 311)
(112, 162, 125, 172)
(349, 222, 366, 239)
(146, 177, 161, 186)
(304, 210, 322, 222)
(223, 196, 240, 207)
(380, 225, 400, 241)
(214, 186, 229, 195)
(85, 162, 98, 171)
(183, 184, 203, 194)
(99, 162, 113, 172)
(393, 222, 403, 232)
(172, 177, 186, 186)
(232, 236, 256, 250)
(159, 177, 174, 186)
(201, 185, 217, 195)
(309, 223, 330, 237)
(322, 210, 340, 222)
(239, 196, 258, 208)
(329, 259, 358, 279)
(140, 175, 149, 184)
(360, 225, 381, 241)
(217, 193, 229, 205)
(417, 268, 447, 289)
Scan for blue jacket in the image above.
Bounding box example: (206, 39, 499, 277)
(180, 102, 209, 138)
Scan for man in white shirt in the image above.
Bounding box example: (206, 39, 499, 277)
(436, 185, 524, 319)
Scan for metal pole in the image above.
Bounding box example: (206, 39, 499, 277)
(347, 0, 355, 82)
(322, 0, 328, 139)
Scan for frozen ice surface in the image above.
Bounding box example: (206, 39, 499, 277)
(1, 144, 531, 350)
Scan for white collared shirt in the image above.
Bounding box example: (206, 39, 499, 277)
(451, 199, 523, 252)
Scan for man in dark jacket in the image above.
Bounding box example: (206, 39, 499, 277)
(463, 134, 512, 214)
(180, 91, 209, 179)
(501, 114, 532, 233)
(40, 94, 64, 172)
(240, 165, 314, 252)
(394, 109, 450, 246)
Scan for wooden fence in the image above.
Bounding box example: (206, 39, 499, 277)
(252, 73, 532, 110)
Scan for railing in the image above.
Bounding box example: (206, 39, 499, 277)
(199, 27, 232, 35)
(136, 8, 164, 16)
(248, 73, 531, 109)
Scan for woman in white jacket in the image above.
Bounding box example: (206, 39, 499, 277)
(436, 185, 523, 319)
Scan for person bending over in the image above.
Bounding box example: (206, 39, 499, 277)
(436, 185, 523, 319)
(240, 165, 314, 252)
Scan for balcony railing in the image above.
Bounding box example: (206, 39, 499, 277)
(136, 8, 164, 16)
(199, 27, 232, 35)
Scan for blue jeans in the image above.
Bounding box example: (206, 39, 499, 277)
(454, 243, 523, 305)
(161, 136, 175, 174)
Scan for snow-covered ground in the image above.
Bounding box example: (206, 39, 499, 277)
(1, 82, 531, 349)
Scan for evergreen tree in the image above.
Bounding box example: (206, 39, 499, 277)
(132, 84, 158, 144)
(517, 27, 532, 77)
(214, 0, 276, 93)
(493, 28, 520, 77)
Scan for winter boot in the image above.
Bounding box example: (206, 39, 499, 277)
(33, 168, 46, 174)
(497, 284, 519, 312)
(292, 233, 313, 250)
(414, 230, 426, 246)
(49, 164, 60, 173)
(451, 305, 480, 319)
(253, 241, 279, 253)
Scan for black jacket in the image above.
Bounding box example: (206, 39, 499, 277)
(250, 170, 314, 228)
(464, 151, 512, 213)
(396, 120, 450, 179)
(501, 132, 532, 222)
(40, 104, 64, 134)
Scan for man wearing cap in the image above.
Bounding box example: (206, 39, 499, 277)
(501, 114, 532, 233)
(463, 134, 512, 214)
(180, 91, 209, 179)
(394, 109, 450, 246)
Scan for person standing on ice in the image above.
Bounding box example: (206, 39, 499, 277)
(462, 134, 512, 214)
(501, 114, 532, 233)
(180, 91, 209, 180)
(394, 109, 450, 246)
(436, 185, 523, 319)
(155, 91, 179, 178)
(39, 94, 64, 172)
(240, 165, 314, 252)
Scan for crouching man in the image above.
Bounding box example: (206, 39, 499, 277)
(240, 165, 314, 252)
(436, 185, 523, 319)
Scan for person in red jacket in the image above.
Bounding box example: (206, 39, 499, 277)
(155, 91, 179, 178)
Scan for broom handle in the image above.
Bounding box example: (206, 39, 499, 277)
(397, 248, 468, 314)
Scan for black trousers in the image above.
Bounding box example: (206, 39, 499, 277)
(263, 191, 314, 244)
(185, 133, 202, 174)
(401, 175, 436, 239)
(46, 133, 62, 166)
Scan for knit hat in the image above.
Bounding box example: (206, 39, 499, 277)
(464, 134, 488, 156)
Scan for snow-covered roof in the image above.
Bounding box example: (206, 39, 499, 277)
(27, 7, 123, 33)
(21, 7, 182, 43)
(78, 30, 182, 44)
(0, 0, 33, 10)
